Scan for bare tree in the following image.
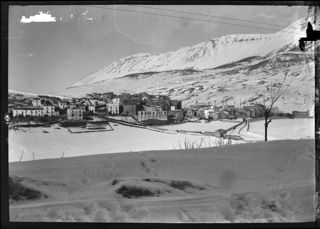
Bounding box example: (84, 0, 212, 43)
(255, 73, 292, 141)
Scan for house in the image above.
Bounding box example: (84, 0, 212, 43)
(197, 108, 206, 119)
(67, 102, 77, 109)
(40, 100, 57, 116)
(243, 105, 265, 118)
(235, 108, 251, 118)
(143, 105, 163, 112)
(170, 100, 182, 110)
(122, 103, 137, 116)
(292, 110, 309, 118)
(15, 94, 24, 100)
(120, 93, 132, 103)
(137, 104, 168, 122)
(168, 109, 184, 121)
(101, 92, 114, 101)
(209, 112, 219, 121)
(137, 110, 167, 122)
(58, 100, 67, 109)
(67, 108, 83, 120)
(186, 104, 211, 118)
(139, 92, 151, 102)
(12, 106, 59, 117)
(88, 105, 96, 113)
(203, 109, 216, 119)
(309, 106, 314, 117)
(12, 107, 44, 117)
(107, 98, 120, 115)
(32, 98, 42, 107)
(43, 105, 56, 116)
(86, 93, 101, 99)
(78, 99, 96, 114)
(186, 107, 198, 118)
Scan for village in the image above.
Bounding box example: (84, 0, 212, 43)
(8, 91, 312, 126)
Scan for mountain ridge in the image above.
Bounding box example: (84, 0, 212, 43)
(71, 17, 307, 88)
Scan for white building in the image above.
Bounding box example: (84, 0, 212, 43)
(43, 105, 56, 116)
(112, 98, 120, 104)
(58, 101, 67, 109)
(203, 109, 215, 119)
(32, 98, 42, 107)
(137, 110, 167, 122)
(107, 98, 120, 114)
(88, 105, 96, 113)
(12, 107, 59, 117)
(309, 105, 314, 117)
(13, 107, 44, 117)
(107, 103, 119, 114)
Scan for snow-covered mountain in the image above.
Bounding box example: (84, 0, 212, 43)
(71, 18, 306, 87)
(65, 17, 315, 112)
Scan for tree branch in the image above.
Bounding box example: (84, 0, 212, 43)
(267, 118, 272, 125)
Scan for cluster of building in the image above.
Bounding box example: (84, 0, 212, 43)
(11, 97, 59, 117)
(9, 92, 184, 123)
(186, 103, 278, 120)
(186, 102, 313, 120)
(8, 92, 313, 122)
(85, 92, 183, 123)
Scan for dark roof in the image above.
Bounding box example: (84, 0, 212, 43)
(123, 102, 137, 106)
(170, 100, 181, 105)
(42, 100, 53, 106)
(13, 107, 43, 110)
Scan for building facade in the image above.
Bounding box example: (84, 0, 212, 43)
(168, 109, 184, 121)
(137, 110, 168, 122)
(58, 101, 67, 109)
(123, 104, 137, 116)
(67, 108, 83, 120)
(12, 107, 59, 117)
(107, 103, 120, 114)
(292, 110, 309, 118)
(13, 107, 44, 117)
(32, 98, 42, 107)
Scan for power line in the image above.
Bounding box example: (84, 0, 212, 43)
(85, 5, 297, 34)
(132, 5, 289, 28)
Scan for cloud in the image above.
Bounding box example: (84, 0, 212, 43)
(20, 11, 56, 23)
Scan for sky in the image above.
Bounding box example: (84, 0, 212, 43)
(8, 5, 308, 95)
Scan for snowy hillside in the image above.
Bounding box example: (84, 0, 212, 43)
(9, 89, 70, 99)
(70, 18, 306, 87)
(9, 139, 315, 222)
(65, 17, 314, 112)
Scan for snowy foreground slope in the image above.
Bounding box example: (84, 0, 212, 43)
(64, 17, 315, 112)
(9, 139, 315, 222)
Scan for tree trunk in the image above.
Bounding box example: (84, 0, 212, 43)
(264, 114, 271, 141)
(264, 115, 269, 141)
(264, 119, 268, 141)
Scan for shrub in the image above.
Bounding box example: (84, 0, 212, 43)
(116, 185, 160, 198)
(178, 137, 231, 149)
(9, 176, 47, 203)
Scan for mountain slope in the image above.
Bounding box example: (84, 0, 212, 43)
(71, 18, 306, 88)
(65, 17, 314, 113)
